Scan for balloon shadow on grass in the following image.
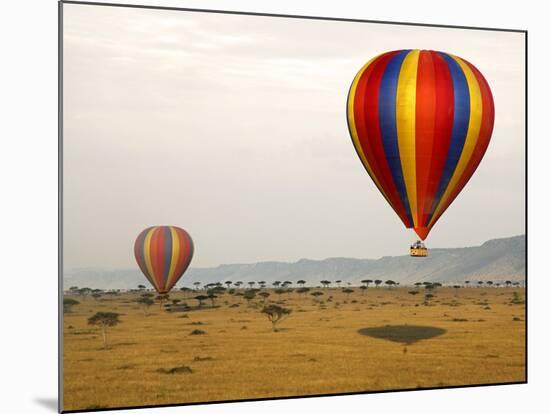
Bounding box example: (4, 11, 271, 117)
(357, 325, 446, 345)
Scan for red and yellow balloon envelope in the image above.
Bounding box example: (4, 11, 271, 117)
(347, 49, 494, 241)
(134, 226, 194, 294)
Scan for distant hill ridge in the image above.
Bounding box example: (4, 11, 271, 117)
(64, 235, 525, 290)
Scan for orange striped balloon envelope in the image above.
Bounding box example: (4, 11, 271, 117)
(347, 49, 494, 240)
(134, 226, 194, 294)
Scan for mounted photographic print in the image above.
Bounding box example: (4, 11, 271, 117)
(60, 1, 527, 412)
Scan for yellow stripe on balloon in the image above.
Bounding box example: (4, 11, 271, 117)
(347, 54, 393, 206)
(143, 228, 159, 292)
(428, 55, 483, 227)
(396, 49, 420, 227)
(165, 226, 180, 290)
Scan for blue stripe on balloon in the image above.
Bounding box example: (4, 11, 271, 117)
(426, 52, 470, 223)
(186, 233, 194, 270)
(378, 49, 414, 227)
(162, 227, 173, 288)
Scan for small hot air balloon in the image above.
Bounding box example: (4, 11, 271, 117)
(347, 49, 494, 256)
(134, 226, 194, 294)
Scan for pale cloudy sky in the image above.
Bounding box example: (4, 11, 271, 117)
(63, 3, 525, 269)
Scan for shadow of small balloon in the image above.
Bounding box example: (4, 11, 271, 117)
(34, 398, 58, 412)
(357, 325, 446, 345)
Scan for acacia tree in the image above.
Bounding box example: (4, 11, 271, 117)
(374, 279, 383, 288)
(408, 290, 420, 303)
(361, 279, 373, 288)
(261, 305, 291, 332)
(88, 312, 121, 349)
(193, 281, 201, 291)
(137, 284, 146, 291)
(195, 295, 208, 307)
(320, 280, 331, 289)
(179, 287, 192, 298)
(156, 294, 170, 309)
(243, 289, 257, 305)
(208, 294, 217, 307)
(505, 280, 512, 288)
(385, 280, 396, 290)
(207, 287, 222, 303)
(360, 285, 368, 296)
(259, 291, 270, 304)
(296, 287, 310, 296)
(310, 291, 324, 303)
(225, 281, 232, 289)
(63, 298, 80, 313)
(453, 285, 461, 297)
(274, 288, 286, 299)
(297, 280, 306, 287)
(424, 293, 435, 306)
(137, 296, 154, 315)
(78, 287, 92, 300)
(335, 280, 342, 288)
(342, 288, 354, 300)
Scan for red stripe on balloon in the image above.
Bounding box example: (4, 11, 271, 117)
(420, 51, 455, 231)
(355, 51, 412, 227)
(352, 54, 395, 208)
(429, 59, 494, 229)
(150, 228, 166, 292)
(414, 50, 436, 227)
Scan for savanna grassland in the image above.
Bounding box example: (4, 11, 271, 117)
(63, 285, 525, 411)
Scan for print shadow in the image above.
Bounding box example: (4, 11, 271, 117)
(34, 398, 58, 412)
(357, 325, 446, 345)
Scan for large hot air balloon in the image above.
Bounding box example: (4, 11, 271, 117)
(347, 49, 494, 255)
(134, 226, 194, 294)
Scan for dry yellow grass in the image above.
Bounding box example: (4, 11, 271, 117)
(63, 286, 525, 411)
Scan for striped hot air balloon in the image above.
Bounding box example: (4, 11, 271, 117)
(134, 226, 194, 294)
(347, 49, 494, 241)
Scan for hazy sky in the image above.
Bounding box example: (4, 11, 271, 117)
(63, 4, 525, 269)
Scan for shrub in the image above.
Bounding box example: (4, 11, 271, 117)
(156, 365, 193, 374)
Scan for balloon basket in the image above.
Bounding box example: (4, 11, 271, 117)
(410, 240, 428, 257)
